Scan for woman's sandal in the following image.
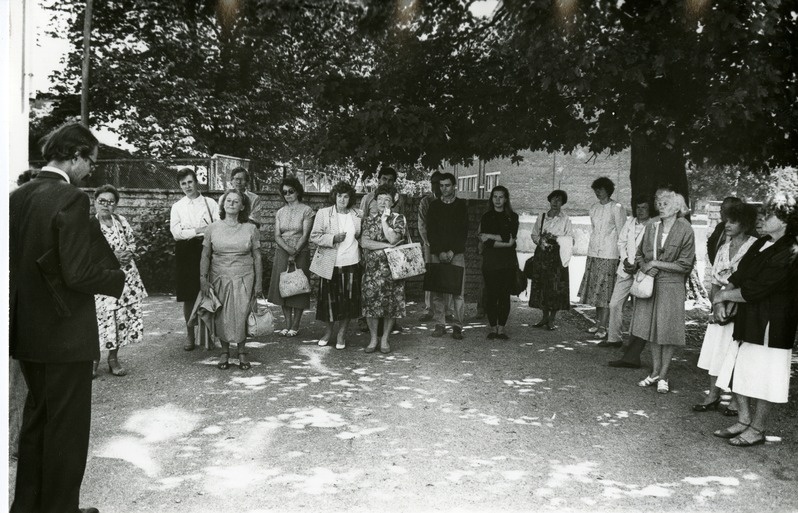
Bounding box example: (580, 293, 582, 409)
(238, 360, 251, 371)
(277, 329, 288, 337)
(722, 407, 739, 417)
(713, 423, 750, 439)
(637, 375, 660, 387)
(656, 379, 670, 394)
(364, 343, 378, 354)
(217, 353, 230, 370)
(728, 427, 766, 447)
(108, 357, 128, 377)
(286, 330, 299, 338)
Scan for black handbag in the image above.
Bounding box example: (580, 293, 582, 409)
(513, 267, 528, 296)
(423, 263, 465, 295)
(524, 212, 546, 279)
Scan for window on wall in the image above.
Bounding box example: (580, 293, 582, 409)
(458, 174, 478, 192)
(485, 172, 500, 191)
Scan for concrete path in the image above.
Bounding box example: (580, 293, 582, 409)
(8, 295, 798, 512)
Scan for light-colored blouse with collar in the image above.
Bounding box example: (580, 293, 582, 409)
(711, 236, 758, 287)
(587, 201, 627, 259)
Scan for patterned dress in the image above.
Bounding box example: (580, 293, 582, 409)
(95, 214, 148, 350)
(361, 213, 407, 318)
(267, 203, 314, 308)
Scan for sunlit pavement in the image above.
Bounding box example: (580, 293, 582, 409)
(10, 295, 797, 513)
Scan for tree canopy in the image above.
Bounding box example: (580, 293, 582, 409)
(45, 0, 797, 189)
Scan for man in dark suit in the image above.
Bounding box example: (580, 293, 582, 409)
(10, 123, 125, 513)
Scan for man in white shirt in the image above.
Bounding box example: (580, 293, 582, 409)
(598, 196, 652, 349)
(219, 167, 261, 226)
(170, 168, 219, 350)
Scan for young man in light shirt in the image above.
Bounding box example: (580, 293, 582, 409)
(170, 168, 219, 350)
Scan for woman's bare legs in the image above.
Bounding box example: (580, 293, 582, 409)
(281, 306, 293, 332)
(366, 318, 380, 350)
(381, 318, 395, 352)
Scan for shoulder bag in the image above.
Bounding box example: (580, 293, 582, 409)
(630, 222, 659, 299)
(384, 232, 426, 280)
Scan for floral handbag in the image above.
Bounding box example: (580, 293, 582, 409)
(384, 234, 426, 280)
(279, 261, 311, 298)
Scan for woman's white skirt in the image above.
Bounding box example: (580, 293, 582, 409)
(697, 322, 736, 376)
(715, 325, 792, 403)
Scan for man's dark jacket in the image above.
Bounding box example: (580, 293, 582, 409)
(9, 171, 125, 363)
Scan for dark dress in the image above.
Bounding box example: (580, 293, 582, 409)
(528, 212, 573, 311)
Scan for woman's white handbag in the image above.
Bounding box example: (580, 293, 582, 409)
(279, 262, 311, 298)
(247, 298, 274, 337)
(630, 271, 654, 299)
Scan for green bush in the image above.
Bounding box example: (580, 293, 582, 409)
(134, 208, 176, 294)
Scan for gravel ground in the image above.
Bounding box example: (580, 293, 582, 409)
(8, 295, 798, 513)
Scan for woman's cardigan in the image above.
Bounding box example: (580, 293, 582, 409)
(634, 217, 696, 284)
(728, 235, 798, 350)
(309, 206, 362, 280)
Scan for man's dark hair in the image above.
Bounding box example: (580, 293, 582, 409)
(439, 172, 456, 185)
(430, 171, 442, 183)
(329, 181, 357, 209)
(230, 167, 249, 181)
(176, 167, 197, 183)
(41, 123, 99, 162)
(378, 166, 398, 180)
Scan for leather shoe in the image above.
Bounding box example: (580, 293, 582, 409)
(608, 359, 640, 369)
(597, 341, 622, 348)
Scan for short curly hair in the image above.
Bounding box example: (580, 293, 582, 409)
(279, 176, 304, 201)
(763, 193, 798, 237)
(329, 181, 357, 208)
(725, 203, 758, 235)
(591, 176, 615, 197)
(547, 189, 568, 205)
(94, 184, 120, 203)
(218, 189, 251, 223)
(373, 183, 397, 200)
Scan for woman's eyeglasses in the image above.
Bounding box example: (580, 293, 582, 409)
(281, 189, 295, 196)
(96, 199, 116, 206)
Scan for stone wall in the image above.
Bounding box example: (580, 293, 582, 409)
(86, 188, 490, 302)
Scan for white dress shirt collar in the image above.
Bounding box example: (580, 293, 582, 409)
(40, 165, 70, 184)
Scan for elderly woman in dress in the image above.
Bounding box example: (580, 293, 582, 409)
(200, 190, 263, 370)
(710, 196, 798, 446)
(360, 184, 407, 354)
(310, 181, 363, 350)
(693, 203, 758, 413)
(579, 177, 627, 339)
(632, 191, 696, 394)
(528, 189, 574, 331)
(92, 185, 148, 377)
(267, 176, 314, 337)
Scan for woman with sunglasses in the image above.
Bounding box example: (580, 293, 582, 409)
(92, 184, 148, 377)
(267, 176, 314, 337)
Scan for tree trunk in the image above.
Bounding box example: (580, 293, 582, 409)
(629, 131, 689, 210)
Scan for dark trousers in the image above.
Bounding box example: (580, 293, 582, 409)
(483, 268, 513, 327)
(13, 360, 93, 513)
(619, 335, 647, 365)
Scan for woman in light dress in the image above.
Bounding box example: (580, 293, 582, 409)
(710, 197, 798, 447)
(200, 189, 263, 370)
(93, 185, 148, 377)
(693, 203, 757, 414)
(632, 191, 695, 394)
(310, 181, 363, 350)
(579, 177, 627, 339)
(267, 176, 314, 337)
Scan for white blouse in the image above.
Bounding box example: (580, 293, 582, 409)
(711, 236, 757, 287)
(335, 212, 359, 267)
(587, 201, 627, 259)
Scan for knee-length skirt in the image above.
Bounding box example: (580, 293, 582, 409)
(629, 276, 686, 346)
(697, 322, 735, 376)
(316, 264, 362, 322)
(578, 256, 617, 307)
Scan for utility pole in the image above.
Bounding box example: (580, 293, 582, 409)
(80, 0, 93, 126)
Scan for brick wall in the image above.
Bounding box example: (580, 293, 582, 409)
(445, 148, 633, 216)
(86, 188, 490, 302)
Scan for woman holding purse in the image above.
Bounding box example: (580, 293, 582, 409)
(693, 203, 757, 413)
(310, 181, 363, 350)
(630, 191, 695, 394)
(200, 190, 263, 370)
(528, 189, 574, 331)
(360, 184, 407, 354)
(267, 176, 314, 337)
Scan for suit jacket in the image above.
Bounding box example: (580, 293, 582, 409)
(9, 171, 125, 363)
(635, 217, 696, 283)
(729, 236, 798, 350)
(309, 206, 362, 280)
(706, 222, 726, 265)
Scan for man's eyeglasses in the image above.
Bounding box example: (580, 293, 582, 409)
(281, 189, 295, 196)
(86, 155, 97, 171)
(96, 199, 116, 206)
